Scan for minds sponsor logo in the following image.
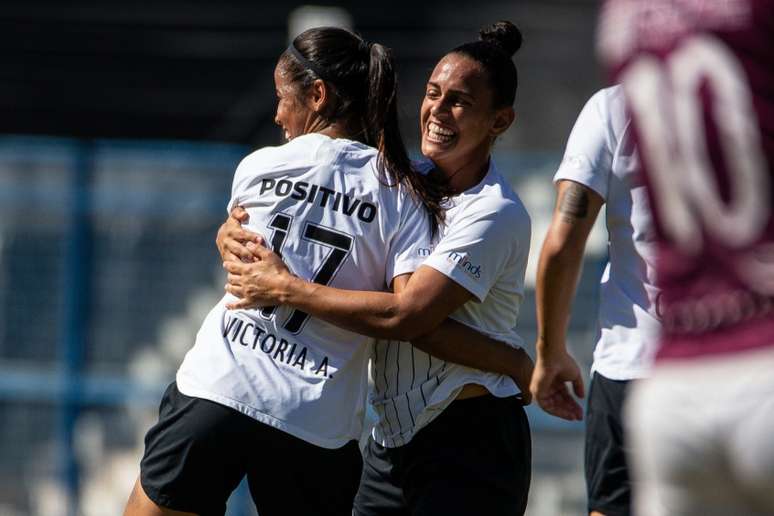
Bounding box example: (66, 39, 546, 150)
(447, 251, 482, 279)
(416, 246, 434, 257)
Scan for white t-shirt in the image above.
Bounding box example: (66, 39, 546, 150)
(553, 85, 661, 380)
(371, 159, 531, 448)
(176, 133, 432, 449)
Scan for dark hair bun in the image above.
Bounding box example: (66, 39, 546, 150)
(479, 20, 522, 57)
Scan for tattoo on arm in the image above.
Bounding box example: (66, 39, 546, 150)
(559, 183, 589, 223)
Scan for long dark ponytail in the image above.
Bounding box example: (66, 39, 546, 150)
(280, 27, 447, 233)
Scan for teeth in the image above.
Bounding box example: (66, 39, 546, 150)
(427, 122, 455, 143)
(429, 122, 454, 136)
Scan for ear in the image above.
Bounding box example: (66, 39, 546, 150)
(307, 79, 331, 114)
(490, 107, 515, 137)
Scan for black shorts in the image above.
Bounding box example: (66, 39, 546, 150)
(353, 394, 531, 516)
(585, 373, 633, 516)
(140, 382, 362, 516)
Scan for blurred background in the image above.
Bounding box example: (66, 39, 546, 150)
(1, 1, 609, 514)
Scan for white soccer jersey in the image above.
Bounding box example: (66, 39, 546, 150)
(553, 85, 660, 380)
(176, 133, 432, 449)
(371, 159, 531, 448)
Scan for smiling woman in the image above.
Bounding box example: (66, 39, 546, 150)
(421, 21, 520, 191)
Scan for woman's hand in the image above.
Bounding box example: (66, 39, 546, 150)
(216, 206, 264, 262)
(529, 349, 585, 421)
(223, 244, 293, 310)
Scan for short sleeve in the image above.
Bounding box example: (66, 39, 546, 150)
(385, 195, 434, 285)
(226, 155, 255, 213)
(553, 88, 615, 200)
(422, 203, 524, 302)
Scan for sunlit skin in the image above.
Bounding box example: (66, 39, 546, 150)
(273, 64, 312, 141)
(420, 53, 515, 193)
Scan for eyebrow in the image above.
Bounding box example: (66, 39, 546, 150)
(426, 81, 475, 99)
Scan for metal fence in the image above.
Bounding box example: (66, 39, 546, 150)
(0, 136, 604, 516)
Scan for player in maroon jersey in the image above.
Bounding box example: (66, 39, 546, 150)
(599, 0, 774, 514)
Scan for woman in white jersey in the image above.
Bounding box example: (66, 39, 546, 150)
(221, 21, 533, 516)
(125, 26, 532, 516)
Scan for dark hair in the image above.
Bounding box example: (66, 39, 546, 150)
(451, 21, 522, 108)
(279, 27, 446, 233)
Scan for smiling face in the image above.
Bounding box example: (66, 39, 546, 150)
(273, 62, 314, 141)
(420, 53, 515, 180)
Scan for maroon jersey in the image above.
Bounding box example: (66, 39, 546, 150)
(599, 0, 774, 360)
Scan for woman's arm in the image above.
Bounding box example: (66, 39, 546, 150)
(225, 250, 472, 341)
(216, 206, 459, 341)
(411, 318, 534, 403)
(386, 274, 533, 402)
(530, 179, 603, 420)
(215, 203, 466, 340)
